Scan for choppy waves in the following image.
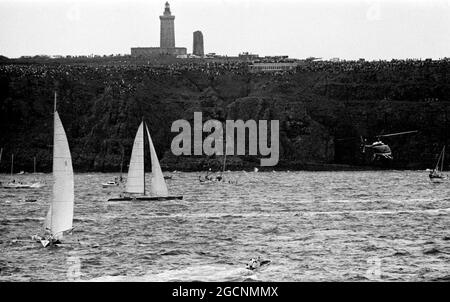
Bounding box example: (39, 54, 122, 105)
(1, 171, 449, 281)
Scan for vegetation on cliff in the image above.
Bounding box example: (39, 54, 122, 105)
(0, 58, 449, 172)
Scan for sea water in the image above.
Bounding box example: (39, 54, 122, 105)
(0, 171, 449, 281)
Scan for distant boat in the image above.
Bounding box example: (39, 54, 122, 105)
(1, 154, 32, 189)
(254, 167, 259, 173)
(2, 182, 31, 189)
(217, 152, 237, 184)
(108, 121, 182, 201)
(102, 180, 120, 188)
(200, 153, 227, 184)
(102, 146, 124, 188)
(429, 146, 446, 182)
(199, 168, 214, 184)
(32, 92, 75, 247)
(199, 151, 237, 184)
(1, 155, 44, 189)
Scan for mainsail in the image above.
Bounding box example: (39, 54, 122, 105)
(126, 122, 145, 194)
(45, 111, 74, 239)
(145, 123, 169, 197)
(435, 146, 445, 173)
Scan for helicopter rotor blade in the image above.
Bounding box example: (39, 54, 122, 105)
(336, 130, 418, 141)
(335, 136, 360, 142)
(377, 130, 419, 138)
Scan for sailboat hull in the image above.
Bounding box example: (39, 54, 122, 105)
(1, 184, 32, 189)
(107, 195, 183, 201)
(1, 182, 44, 189)
(430, 177, 446, 183)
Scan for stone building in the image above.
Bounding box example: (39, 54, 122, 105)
(131, 2, 186, 57)
(193, 31, 204, 57)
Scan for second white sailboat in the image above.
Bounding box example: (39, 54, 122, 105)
(108, 121, 182, 201)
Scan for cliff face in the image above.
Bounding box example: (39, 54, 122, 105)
(0, 60, 449, 172)
(227, 96, 334, 164)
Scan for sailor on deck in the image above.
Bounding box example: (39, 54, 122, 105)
(246, 257, 261, 270)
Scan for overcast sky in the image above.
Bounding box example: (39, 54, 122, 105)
(0, 0, 449, 60)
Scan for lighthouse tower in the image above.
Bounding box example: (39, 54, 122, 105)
(160, 2, 175, 48)
(130, 1, 186, 57)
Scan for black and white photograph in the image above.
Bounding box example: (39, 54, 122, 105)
(0, 0, 449, 287)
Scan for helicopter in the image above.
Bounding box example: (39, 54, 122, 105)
(336, 130, 419, 165)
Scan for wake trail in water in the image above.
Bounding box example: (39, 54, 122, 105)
(87, 264, 254, 282)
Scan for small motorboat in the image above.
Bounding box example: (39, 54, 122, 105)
(246, 257, 271, 271)
(164, 175, 172, 180)
(102, 180, 120, 188)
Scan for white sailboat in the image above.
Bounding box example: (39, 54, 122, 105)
(32, 92, 74, 247)
(429, 146, 446, 182)
(108, 121, 182, 201)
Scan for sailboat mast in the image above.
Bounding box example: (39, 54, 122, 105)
(11, 154, 13, 176)
(120, 153, 123, 179)
(50, 91, 57, 233)
(54, 91, 57, 113)
(222, 151, 227, 173)
(441, 146, 445, 172)
(143, 118, 146, 196)
(221, 135, 227, 175)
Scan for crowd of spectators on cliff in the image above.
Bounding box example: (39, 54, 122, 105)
(0, 59, 251, 96)
(295, 58, 450, 74)
(1, 57, 448, 96)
